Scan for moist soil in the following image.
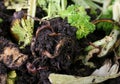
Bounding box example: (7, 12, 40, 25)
(0, 1, 120, 84)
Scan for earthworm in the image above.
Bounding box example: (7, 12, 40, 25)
(26, 62, 37, 74)
(48, 32, 61, 37)
(36, 21, 54, 37)
(37, 66, 48, 70)
(42, 50, 54, 58)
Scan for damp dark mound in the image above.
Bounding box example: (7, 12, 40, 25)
(31, 17, 78, 71)
(15, 17, 82, 84)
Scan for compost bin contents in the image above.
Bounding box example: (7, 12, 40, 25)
(25, 17, 79, 83)
(0, 16, 118, 84)
(0, 16, 92, 83)
(0, 0, 120, 84)
(0, 14, 84, 83)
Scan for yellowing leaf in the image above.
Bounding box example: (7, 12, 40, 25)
(11, 19, 33, 48)
(8, 71, 17, 78)
(7, 71, 17, 84)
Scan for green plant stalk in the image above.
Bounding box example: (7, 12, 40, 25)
(27, 0, 37, 27)
(92, 0, 104, 3)
(42, 0, 61, 19)
(98, 0, 120, 57)
(84, 26, 120, 67)
(61, 0, 67, 10)
(56, 0, 61, 11)
(84, 0, 120, 63)
(47, 1, 51, 19)
(98, 28, 119, 57)
(85, 36, 113, 51)
(86, 0, 102, 10)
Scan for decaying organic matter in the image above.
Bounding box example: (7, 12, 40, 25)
(18, 17, 80, 83)
(0, 37, 28, 69)
(30, 17, 78, 70)
(0, 63, 7, 84)
(1, 0, 120, 84)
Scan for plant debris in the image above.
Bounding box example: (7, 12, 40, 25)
(0, 37, 28, 69)
(0, 0, 120, 84)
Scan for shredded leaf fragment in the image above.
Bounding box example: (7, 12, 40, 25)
(49, 60, 120, 84)
(7, 71, 17, 84)
(11, 19, 33, 48)
(59, 5, 95, 39)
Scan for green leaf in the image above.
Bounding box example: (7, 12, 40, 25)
(11, 19, 33, 48)
(38, 0, 67, 19)
(0, 18, 3, 23)
(97, 6, 113, 34)
(8, 71, 17, 78)
(7, 71, 17, 84)
(59, 5, 95, 39)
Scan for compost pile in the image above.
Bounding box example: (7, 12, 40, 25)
(0, 0, 120, 84)
(0, 14, 82, 83)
